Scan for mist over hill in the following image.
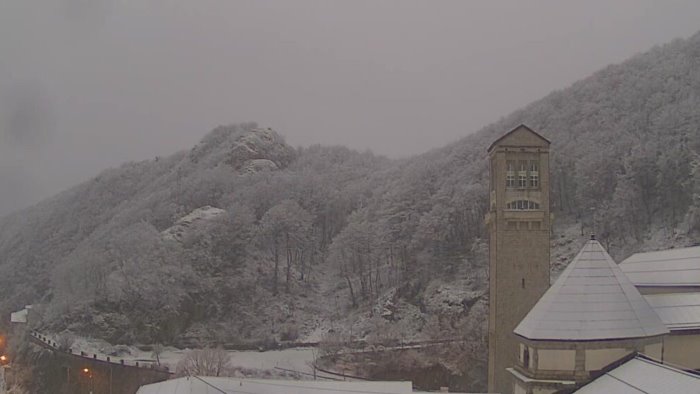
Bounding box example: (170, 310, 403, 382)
(1, 30, 700, 391)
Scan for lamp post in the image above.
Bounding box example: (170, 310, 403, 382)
(83, 367, 93, 394)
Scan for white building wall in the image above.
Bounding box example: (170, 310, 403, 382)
(664, 334, 700, 369)
(644, 342, 663, 360)
(533, 388, 557, 394)
(585, 348, 632, 371)
(537, 349, 575, 371)
(513, 381, 527, 394)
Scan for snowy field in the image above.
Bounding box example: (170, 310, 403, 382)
(49, 334, 318, 376)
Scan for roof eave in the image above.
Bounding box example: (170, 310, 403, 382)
(487, 123, 551, 153)
(515, 331, 669, 343)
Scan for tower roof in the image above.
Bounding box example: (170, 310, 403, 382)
(487, 124, 550, 153)
(514, 239, 669, 341)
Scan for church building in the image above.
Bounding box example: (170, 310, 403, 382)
(509, 237, 668, 393)
(486, 125, 700, 394)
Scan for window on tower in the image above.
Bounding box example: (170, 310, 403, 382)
(518, 161, 528, 188)
(529, 160, 539, 188)
(523, 347, 530, 369)
(506, 200, 540, 210)
(506, 161, 516, 188)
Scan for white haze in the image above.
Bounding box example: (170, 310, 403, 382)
(1, 0, 700, 216)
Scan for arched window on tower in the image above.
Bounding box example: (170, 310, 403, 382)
(506, 200, 540, 210)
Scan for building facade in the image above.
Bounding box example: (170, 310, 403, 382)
(509, 239, 669, 393)
(486, 125, 552, 394)
(486, 127, 700, 393)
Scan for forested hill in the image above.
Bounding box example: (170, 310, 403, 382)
(470, 31, 700, 256)
(0, 30, 699, 361)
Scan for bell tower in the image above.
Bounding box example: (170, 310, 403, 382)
(486, 125, 551, 394)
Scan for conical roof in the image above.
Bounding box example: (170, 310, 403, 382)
(514, 239, 669, 341)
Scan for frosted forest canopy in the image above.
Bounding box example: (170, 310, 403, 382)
(0, 30, 699, 354)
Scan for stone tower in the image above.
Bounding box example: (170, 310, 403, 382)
(486, 125, 551, 394)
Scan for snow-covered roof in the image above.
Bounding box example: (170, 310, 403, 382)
(644, 293, 700, 331)
(136, 377, 413, 394)
(514, 240, 669, 341)
(619, 246, 700, 287)
(10, 305, 32, 323)
(574, 356, 700, 393)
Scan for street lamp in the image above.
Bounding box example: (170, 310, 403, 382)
(82, 367, 93, 394)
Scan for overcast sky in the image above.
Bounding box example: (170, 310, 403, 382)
(1, 0, 699, 217)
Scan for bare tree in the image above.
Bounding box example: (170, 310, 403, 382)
(151, 343, 164, 366)
(259, 200, 313, 294)
(176, 347, 231, 377)
(55, 332, 76, 352)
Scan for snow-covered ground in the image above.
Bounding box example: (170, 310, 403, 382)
(48, 333, 318, 376)
(227, 348, 317, 371)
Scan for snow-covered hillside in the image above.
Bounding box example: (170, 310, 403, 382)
(1, 30, 700, 393)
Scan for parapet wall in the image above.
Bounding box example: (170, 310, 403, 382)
(29, 331, 171, 394)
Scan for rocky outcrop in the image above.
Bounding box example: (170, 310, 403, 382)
(227, 128, 296, 171)
(242, 158, 279, 173)
(162, 206, 226, 242)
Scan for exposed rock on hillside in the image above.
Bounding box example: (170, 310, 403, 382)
(243, 159, 279, 173)
(227, 127, 296, 171)
(162, 206, 227, 242)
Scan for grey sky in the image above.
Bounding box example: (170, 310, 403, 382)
(1, 0, 699, 217)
